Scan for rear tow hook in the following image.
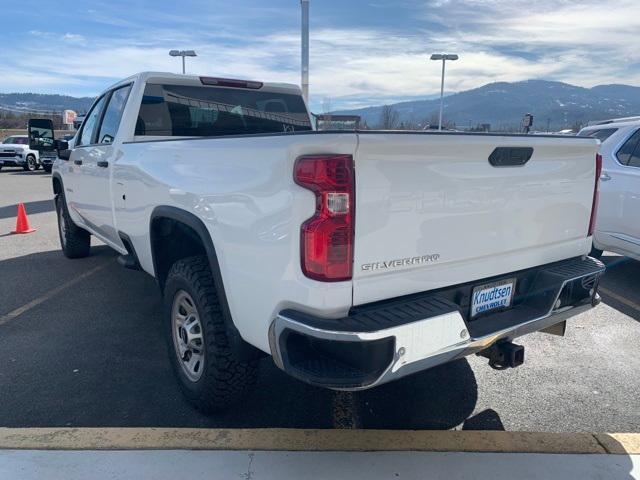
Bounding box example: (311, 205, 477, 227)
(478, 341, 525, 370)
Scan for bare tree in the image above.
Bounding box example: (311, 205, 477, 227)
(379, 105, 399, 129)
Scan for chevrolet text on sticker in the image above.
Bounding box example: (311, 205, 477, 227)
(471, 278, 516, 317)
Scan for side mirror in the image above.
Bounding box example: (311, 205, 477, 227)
(28, 119, 55, 151)
(55, 140, 71, 160)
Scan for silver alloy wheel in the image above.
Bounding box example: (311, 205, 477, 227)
(57, 203, 67, 247)
(171, 290, 205, 382)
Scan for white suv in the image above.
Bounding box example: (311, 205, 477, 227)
(579, 120, 640, 261)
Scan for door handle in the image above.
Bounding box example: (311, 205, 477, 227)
(97, 161, 109, 168)
(73, 159, 83, 165)
(600, 173, 612, 182)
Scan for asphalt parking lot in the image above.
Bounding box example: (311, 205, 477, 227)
(0, 167, 639, 432)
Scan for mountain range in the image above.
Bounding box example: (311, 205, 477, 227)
(0, 93, 95, 115)
(333, 80, 640, 130)
(2, 80, 640, 131)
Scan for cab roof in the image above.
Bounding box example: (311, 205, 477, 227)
(106, 71, 302, 96)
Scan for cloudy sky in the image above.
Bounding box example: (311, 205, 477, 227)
(1, 0, 639, 110)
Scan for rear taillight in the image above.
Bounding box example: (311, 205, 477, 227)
(588, 153, 603, 237)
(294, 154, 354, 281)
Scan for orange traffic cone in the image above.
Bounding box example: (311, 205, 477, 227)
(11, 203, 36, 234)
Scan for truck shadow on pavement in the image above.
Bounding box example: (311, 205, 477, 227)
(0, 199, 55, 220)
(599, 254, 640, 322)
(0, 246, 492, 430)
(2, 169, 50, 177)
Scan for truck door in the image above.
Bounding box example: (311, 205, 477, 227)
(65, 94, 107, 230)
(72, 85, 132, 248)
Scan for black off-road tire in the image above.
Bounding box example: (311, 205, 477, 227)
(55, 192, 91, 258)
(24, 155, 37, 171)
(164, 256, 258, 412)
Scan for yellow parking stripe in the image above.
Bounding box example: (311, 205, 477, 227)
(595, 433, 640, 455)
(0, 263, 108, 326)
(0, 428, 638, 454)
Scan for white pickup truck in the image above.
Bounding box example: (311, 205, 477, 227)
(0, 135, 43, 171)
(30, 72, 605, 412)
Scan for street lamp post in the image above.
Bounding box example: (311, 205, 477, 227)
(300, 0, 310, 103)
(430, 53, 458, 130)
(169, 50, 197, 74)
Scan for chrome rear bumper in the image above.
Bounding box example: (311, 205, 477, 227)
(269, 256, 605, 390)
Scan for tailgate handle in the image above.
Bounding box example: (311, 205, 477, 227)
(488, 147, 533, 167)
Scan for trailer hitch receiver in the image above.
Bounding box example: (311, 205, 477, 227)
(478, 341, 525, 370)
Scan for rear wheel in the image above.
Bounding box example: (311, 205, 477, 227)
(55, 192, 91, 258)
(164, 256, 258, 412)
(24, 155, 37, 172)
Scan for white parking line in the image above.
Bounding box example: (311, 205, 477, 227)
(599, 286, 640, 315)
(0, 263, 109, 326)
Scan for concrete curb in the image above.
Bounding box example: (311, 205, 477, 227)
(0, 429, 638, 454)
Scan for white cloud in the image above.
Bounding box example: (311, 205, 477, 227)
(63, 33, 85, 42)
(3, 0, 640, 109)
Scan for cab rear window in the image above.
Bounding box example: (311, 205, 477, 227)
(135, 84, 312, 137)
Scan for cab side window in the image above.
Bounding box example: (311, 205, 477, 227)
(78, 95, 107, 146)
(616, 129, 640, 166)
(627, 146, 640, 168)
(98, 85, 132, 144)
(616, 129, 640, 167)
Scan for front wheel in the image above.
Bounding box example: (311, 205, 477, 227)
(55, 193, 91, 258)
(164, 256, 258, 412)
(24, 155, 37, 172)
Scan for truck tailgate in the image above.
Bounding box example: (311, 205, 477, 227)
(352, 132, 598, 306)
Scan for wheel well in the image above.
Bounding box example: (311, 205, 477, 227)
(52, 176, 62, 196)
(150, 208, 264, 362)
(150, 216, 207, 289)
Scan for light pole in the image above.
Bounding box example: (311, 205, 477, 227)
(169, 50, 197, 74)
(300, 0, 310, 103)
(430, 53, 458, 130)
